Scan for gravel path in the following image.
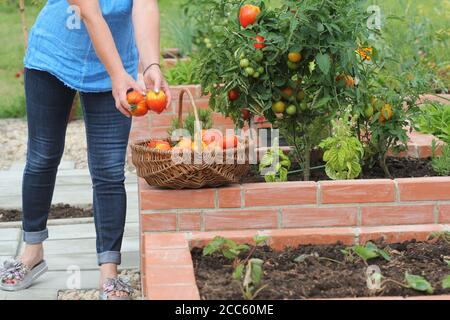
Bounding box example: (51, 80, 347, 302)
(58, 270, 142, 300)
(0, 119, 135, 171)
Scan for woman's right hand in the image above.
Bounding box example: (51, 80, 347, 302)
(111, 71, 145, 117)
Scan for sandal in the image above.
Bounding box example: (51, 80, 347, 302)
(0, 259, 48, 291)
(99, 276, 132, 300)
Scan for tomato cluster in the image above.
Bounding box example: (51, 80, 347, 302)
(126, 90, 168, 117)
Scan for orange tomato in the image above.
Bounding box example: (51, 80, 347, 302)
(130, 100, 148, 117)
(222, 135, 238, 149)
(239, 4, 261, 28)
(146, 90, 168, 114)
(127, 90, 145, 106)
(282, 87, 294, 97)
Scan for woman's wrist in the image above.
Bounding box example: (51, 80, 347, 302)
(142, 63, 161, 77)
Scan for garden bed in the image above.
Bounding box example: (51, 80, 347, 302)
(0, 204, 92, 223)
(192, 238, 450, 299)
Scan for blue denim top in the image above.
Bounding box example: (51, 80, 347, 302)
(24, 0, 138, 93)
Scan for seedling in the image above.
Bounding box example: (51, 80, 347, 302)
(442, 275, 450, 289)
(341, 242, 391, 264)
(203, 236, 250, 263)
(404, 273, 434, 294)
(233, 258, 268, 300)
(428, 231, 450, 244)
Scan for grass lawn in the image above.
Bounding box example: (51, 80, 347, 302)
(0, 0, 448, 118)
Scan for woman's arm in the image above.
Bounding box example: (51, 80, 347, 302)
(133, 0, 171, 107)
(67, 0, 143, 117)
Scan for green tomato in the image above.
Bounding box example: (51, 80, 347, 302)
(206, 43, 212, 49)
(257, 66, 264, 74)
(253, 50, 264, 62)
(240, 58, 250, 68)
(203, 38, 211, 44)
(253, 72, 260, 78)
(364, 105, 374, 118)
(300, 101, 308, 111)
(287, 61, 299, 70)
(296, 90, 306, 102)
(245, 67, 255, 76)
(286, 105, 297, 115)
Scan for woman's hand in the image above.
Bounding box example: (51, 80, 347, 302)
(143, 65, 172, 109)
(111, 72, 145, 117)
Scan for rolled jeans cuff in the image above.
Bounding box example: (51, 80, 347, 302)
(23, 228, 48, 244)
(98, 251, 121, 266)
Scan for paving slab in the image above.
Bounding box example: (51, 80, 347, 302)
(45, 251, 139, 271)
(31, 270, 100, 290)
(43, 237, 138, 255)
(0, 240, 18, 256)
(0, 288, 57, 300)
(48, 222, 138, 240)
(0, 228, 20, 241)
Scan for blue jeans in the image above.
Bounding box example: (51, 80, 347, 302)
(22, 68, 131, 265)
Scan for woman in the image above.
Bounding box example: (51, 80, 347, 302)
(0, 0, 170, 299)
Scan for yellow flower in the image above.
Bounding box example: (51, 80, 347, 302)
(356, 47, 373, 61)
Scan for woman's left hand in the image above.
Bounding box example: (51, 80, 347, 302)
(143, 65, 171, 109)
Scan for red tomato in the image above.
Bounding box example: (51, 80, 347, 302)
(241, 108, 251, 121)
(239, 4, 261, 28)
(127, 90, 144, 105)
(148, 140, 170, 149)
(253, 35, 266, 49)
(130, 100, 148, 117)
(228, 89, 239, 101)
(146, 90, 168, 114)
(202, 129, 223, 145)
(222, 135, 238, 149)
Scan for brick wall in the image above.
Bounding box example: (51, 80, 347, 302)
(139, 177, 450, 233)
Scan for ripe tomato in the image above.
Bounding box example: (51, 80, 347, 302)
(146, 90, 167, 114)
(336, 74, 355, 88)
(288, 52, 302, 63)
(241, 108, 251, 121)
(272, 101, 286, 114)
(239, 4, 261, 28)
(282, 87, 294, 98)
(127, 90, 145, 106)
(148, 140, 170, 149)
(222, 135, 238, 149)
(254, 35, 266, 49)
(155, 143, 172, 151)
(228, 89, 239, 101)
(202, 129, 223, 145)
(130, 100, 148, 117)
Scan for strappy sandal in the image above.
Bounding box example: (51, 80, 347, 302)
(99, 276, 132, 300)
(0, 259, 48, 291)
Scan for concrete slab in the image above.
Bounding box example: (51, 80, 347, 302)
(48, 222, 138, 240)
(0, 228, 20, 241)
(43, 237, 138, 255)
(0, 288, 57, 300)
(31, 270, 100, 290)
(45, 251, 139, 271)
(0, 240, 18, 256)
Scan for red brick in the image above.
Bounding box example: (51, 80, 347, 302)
(140, 186, 215, 210)
(438, 204, 450, 223)
(204, 209, 278, 231)
(282, 207, 358, 228)
(141, 213, 177, 232)
(145, 265, 196, 286)
(218, 185, 241, 208)
(267, 227, 356, 250)
(397, 177, 450, 201)
(320, 180, 395, 204)
(170, 84, 202, 100)
(146, 285, 200, 300)
(150, 113, 177, 127)
(179, 212, 202, 231)
(144, 233, 188, 250)
(244, 182, 317, 207)
(212, 113, 235, 126)
(145, 248, 193, 266)
(149, 127, 170, 138)
(358, 224, 446, 244)
(361, 204, 435, 226)
(179, 97, 210, 112)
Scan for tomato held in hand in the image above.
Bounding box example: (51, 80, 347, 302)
(146, 90, 168, 114)
(130, 100, 148, 117)
(127, 90, 144, 106)
(239, 4, 261, 28)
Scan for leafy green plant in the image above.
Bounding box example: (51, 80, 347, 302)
(442, 275, 450, 289)
(429, 231, 450, 243)
(414, 101, 450, 143)
(341, 241, 391, 264)
(259, 138, 291, 182)
(235, 258, 267, 300)
(168, 108, 212, 138)
(163, 58, 200, 86)
(203, 236, 250, 262)
(319, 113, 364, 180)
(431, 141, 450, 176)
(404, 273, 434, 294)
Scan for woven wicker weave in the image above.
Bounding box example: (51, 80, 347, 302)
(131, 88, 250, 189)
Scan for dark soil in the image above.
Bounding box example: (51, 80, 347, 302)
(192, 239, 450, 299)
(241, 157, 437, 183)
(0, 204, 93, 223)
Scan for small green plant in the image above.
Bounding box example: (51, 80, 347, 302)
(168, 108, 212, 138)
(203, 236, 250, 262)
(442, 275, 450, 289)
(429, 231, 450, 243)
(319, 113, 364, 180)
(163, 58, 200, 86)
(235, 258, 267, 300)
(341, 242, 391, 264)
(404, 273, 434, 294)
(414, 101, 450, 143)
(259, 138, 291, 182)
(431, 141, 450, 176)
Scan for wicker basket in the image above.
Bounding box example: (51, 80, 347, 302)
(131, 88, 250, 189)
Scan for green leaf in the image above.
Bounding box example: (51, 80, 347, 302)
(253, 235, 268, 245)
(442, 275, 450, 289)
(250, 259, 264, 285)
(376, 248, 392, 262)
(405, 273, 434, 294)
(203, 236, 225, 256)
(353, 245, 379, 261)
(232, 263, 244, 280)
(316, 53, 330, 75)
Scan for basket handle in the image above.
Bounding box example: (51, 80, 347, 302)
(177, 88, 202, 137)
